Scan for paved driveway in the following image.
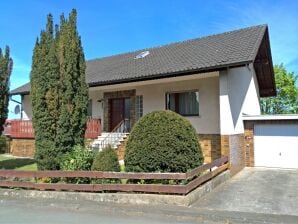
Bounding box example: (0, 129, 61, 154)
(192, 167, 298, 216)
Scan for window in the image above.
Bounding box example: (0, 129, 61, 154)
(135, 95, 143, 121)
(87, 99, 92, 117)
(166, 91, 199, 116)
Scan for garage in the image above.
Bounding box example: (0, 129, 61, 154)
(244, 115, 298, 169)
(254, 124, 298, 169)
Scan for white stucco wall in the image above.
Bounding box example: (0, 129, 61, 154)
(136, 76, 220, 134)
(219, 65, 261, 135)
(22, 95, 33, 120)
(20, 67, 261, 136)
(89, 73, 220, 134)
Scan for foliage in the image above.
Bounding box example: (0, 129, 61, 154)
(34, 140, 61, 170)
(0, 46, 13, 135)
(60, 145, 94, 171)
(56, 9, 88, 152)
(261, 64, 298, 114)
(0, 135, 8, 153)
(92, 145, 120, 172)
(60, 145, 94, 184)
(124, 110, 204, 173)
(31, 9, 88, 170)
(92, 145, 120, 184)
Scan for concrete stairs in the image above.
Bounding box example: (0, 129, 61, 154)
(91, 132, 129, 151)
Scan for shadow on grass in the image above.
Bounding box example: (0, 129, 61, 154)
(0, 158, 36, 170)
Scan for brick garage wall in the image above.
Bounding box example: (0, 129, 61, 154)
(221, 134, 245, 176)
(244, 119, 298, 167)
(198, 134, 221, 163)
(103, 90, 136, 132)
(10, 139, 35, 158)
(244, 121, 254, 167)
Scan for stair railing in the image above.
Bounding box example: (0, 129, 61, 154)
(97, 119, 130, 150)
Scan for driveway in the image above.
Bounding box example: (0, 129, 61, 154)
(192, 167, 298, 216)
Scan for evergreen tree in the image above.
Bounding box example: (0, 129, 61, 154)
(0, 46, 13, 135)
(30, 10, 88, 170)
(56, 9, 88, 154)
(31, 15, 61, 170)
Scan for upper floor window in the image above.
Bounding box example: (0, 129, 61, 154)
(166, 91, 199, 116)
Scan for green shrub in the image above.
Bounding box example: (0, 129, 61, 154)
(0, 136, 8, 154)
(60, 145, 94, 184)
(92, 145, 120, 184)
(61, 145, 94, 171)
(124, 110, 203, 173)
(92, 145, 120, 172)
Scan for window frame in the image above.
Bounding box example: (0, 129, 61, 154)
(165, 90, 200, 117)
(87, 99, 93, 117)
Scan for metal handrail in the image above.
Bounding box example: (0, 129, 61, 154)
(96, 119, 130, 150)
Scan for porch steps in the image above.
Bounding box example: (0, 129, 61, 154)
(91, 132, 129, 151)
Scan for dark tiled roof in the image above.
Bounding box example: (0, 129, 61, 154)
(10, 24, 270, 95)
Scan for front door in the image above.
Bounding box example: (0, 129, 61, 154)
(109, 98, 130, 131)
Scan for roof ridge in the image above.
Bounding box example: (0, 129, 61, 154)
(87, 24, 268, 63)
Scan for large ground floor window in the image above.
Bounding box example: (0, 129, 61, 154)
(166, 90, 199, 116)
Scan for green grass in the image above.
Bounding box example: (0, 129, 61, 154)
(0, 154, 37, 171)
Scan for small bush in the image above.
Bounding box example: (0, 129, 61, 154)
(61, 145, 94, 171)
(92, 145, 120, 172)
(124, 110, 204, 173)
(0, 136, 8, 154)
(92, 145, 120, 184)
(60, 145, 94, 184)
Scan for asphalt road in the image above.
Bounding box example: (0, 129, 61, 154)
(1, 197, 298, 224)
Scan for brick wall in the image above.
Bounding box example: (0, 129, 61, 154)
(10, 139, 35, 158)
(221, 134, 245, 176)
(198, 134, 221, 163)
(116, 136, 128, 161)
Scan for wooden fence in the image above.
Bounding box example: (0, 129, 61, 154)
(0, 156, 228, 195)
(7, 118, 101, 139)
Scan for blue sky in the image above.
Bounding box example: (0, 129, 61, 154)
(1, 0, 297, 118)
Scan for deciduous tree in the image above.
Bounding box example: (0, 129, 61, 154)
(261, 64, 298, 114)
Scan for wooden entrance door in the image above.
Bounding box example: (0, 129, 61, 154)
(110, 98, 124, 131)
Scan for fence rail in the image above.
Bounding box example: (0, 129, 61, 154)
(0, 156, 229, 195)
(6, 118, 101, 139)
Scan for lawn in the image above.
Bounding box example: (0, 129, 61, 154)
(0, 154, 37, 171)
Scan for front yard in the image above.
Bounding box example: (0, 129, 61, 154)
(0, 154, 37, 171)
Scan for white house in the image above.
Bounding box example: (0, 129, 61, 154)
(10, 25, 279, 173)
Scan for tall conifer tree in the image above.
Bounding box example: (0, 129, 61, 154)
(31, 10, 88, 170)
(31, 15, 61, 170)
(0, 46, 13, 135)
(56, 9, 88, 154)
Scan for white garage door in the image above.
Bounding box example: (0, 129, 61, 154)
(254, 124, 298, 169)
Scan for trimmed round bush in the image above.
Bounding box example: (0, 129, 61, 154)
(92, 145, 120, 172)
(124, 110, 203, 172)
